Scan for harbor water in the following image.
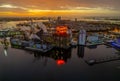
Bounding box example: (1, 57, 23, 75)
(0, 20, 120, 81)
(0, 45, 120, 81)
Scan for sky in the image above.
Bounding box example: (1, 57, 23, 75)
(0, 0, 120, 17)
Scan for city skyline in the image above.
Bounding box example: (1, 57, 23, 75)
(0, 0, 120, 17)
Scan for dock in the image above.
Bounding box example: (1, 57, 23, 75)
(85, 55, 120, 65)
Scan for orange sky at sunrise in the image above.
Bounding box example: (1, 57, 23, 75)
(0, 0, 120, 17)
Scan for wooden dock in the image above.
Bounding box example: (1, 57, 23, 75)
(85, 55, 120, 65)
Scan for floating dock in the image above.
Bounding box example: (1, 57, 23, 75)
(85, 55, 120, 65)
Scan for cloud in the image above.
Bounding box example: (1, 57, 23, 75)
(0, 4, 18, 8)
(60, 6, 103, 10)
(0, 0, 120, 9)
(0, 4, 28, 10)
(0, 0, 120, 16)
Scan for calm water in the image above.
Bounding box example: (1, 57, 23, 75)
(0, 45, 120, 81)
(0, 20, 120, 81)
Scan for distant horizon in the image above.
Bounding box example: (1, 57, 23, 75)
(0, 0, 120, 17)
(0, 15, 120, 20)
(0, 13, 119, 18)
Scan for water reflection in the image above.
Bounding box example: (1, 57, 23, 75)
(87, 45, 98, 49)
(29, 49, 72, 66)
(77, 46, 85, 58)
(1, 44, 120, 80)
(4, 46, 8, 56)
(3, 38, 9, 56)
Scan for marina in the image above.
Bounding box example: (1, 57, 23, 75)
(0, 0, 120, 80)
(0, 17, 120, 54)
(0, 17, 120, 81)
